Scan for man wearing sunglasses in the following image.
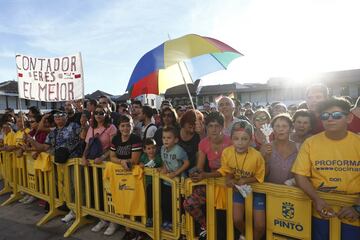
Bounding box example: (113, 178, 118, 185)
(292, 97, 360, 240)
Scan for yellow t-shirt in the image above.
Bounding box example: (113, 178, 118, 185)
(14, 128, 30, 147)
(217, 146, 265, 183)
(33, 152, 51, 172)
(14, 129, 30, 169)
(104, 162, 146, 216)
(3, 131, 15, 146)
(292, 132, 360, 194)
(292, 131, 360, 226)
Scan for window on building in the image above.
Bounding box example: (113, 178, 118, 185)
(41, 101, 46, 107)
(209, 96, 213, 102)
(25, 99, 30, 107)
(151, 99, 155, 106)
(340, 86, 349, 96)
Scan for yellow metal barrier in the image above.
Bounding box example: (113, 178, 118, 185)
(64, 160, 182, 239)
(0, 151, 15, 196)
(185, 178, 359, 240)
(0, 153, 358, 240)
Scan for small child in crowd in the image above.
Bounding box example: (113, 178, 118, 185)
(217, 120, 266, 240)
(139, 138, 163, 227)
(160, 126, 189, 231)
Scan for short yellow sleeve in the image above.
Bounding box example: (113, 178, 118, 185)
(291, 139, 311, 177)
(217, 147, 233, 176)
(103, 162, 112, 180)
(254, 151, 265, 183)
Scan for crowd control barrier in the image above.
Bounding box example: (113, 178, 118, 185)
(0, 152, 359, 240)
(64, 159, 182, 239)
(184, 178, 359, 240)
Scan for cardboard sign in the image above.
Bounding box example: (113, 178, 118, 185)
(267, 195, 312, 239)
(16, 53, 84, 102)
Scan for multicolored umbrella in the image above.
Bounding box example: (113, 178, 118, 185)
(126, 34, 243, 100)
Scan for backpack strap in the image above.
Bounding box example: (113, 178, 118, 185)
(93, 127, 108, 138)
(143, 123, 155, 140)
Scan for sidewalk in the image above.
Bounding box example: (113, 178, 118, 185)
(0, 181, 127, 240)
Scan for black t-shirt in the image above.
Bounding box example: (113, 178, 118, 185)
(110, 112, 121, 126)
(67, 112, 81, 125)
(110, 133, 142, 159)
(178, 133, 200, 168)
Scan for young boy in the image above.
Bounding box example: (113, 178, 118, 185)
(217, 120, 266, 240)
(139, 138, 162, 227)
(160, 126, 190, 231)
(292, 97, 360, 240)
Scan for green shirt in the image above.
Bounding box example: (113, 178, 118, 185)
(140, 153, 162, 185)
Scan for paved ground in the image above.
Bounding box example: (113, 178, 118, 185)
(0, 181, 128, 240)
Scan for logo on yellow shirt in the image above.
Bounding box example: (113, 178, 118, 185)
(282, 202, 295, 219)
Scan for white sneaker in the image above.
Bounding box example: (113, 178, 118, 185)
(91, 220, 109, 232)
(19, 195, 29, 203)
(239, 234, 246, 240)
(23, 196, 36, 204)
(104, 222, 118, 236)
(61, 210, 75, 223)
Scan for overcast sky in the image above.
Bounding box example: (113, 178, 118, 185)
(1, 0, 360, 95)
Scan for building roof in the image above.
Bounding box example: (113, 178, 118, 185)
(85, 90, 113, 100)
(164, 79, 200, 98)
(114, 93, 130, 102)
(0, 80, 18, 94)
(197, 82, 249, 95)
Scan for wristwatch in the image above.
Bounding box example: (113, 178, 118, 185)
(353, 205, 360, 215)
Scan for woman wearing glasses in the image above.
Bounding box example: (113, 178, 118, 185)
(82, 105, 118, 236)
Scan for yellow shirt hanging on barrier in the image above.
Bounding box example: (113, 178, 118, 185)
(217, 146, 265, 183)
(33, 152, 51, 172)
(104, 162, 146, 216)
(14, 129, 30, 169)
(292, 131, 360, 226)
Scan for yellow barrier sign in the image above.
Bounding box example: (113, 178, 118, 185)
(267, 195, 312, 239)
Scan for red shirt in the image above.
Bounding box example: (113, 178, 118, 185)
(348, 112, 360, 134)
(312, 116, 324, 135)
(29, 129, 48, 144)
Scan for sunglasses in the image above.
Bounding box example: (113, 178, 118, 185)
(53, 113, 66, 118)
(254, 116, 268, 121)
(94, 111, 105, 116)
(320, 111, 347, 121)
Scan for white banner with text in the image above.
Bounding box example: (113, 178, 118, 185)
(16, 53, 84, 102)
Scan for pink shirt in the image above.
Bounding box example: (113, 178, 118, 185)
(85, 124, 117, 150)
(199, 135, 232, 170)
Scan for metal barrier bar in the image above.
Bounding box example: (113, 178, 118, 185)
(184, 179, 358, 240)
(1, 153, 358, 239)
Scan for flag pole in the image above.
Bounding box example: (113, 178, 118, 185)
(177, 62, 195, 109)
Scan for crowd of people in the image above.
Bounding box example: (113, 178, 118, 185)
(0, 84, 359, 240)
